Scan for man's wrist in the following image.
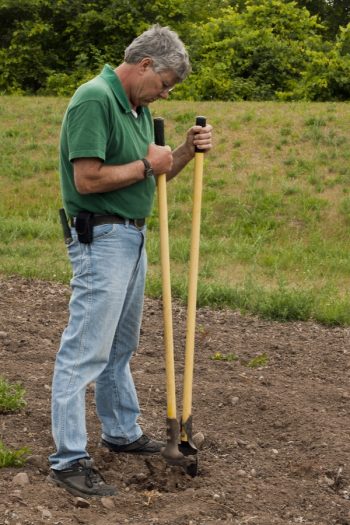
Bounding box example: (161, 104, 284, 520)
(141, 158, 154, 179)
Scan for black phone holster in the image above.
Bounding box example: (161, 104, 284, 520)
(75, 211, 94, 244)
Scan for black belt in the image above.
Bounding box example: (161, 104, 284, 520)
(71, 214, 146, 229)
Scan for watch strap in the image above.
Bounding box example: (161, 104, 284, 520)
(141, 158, 153, 179)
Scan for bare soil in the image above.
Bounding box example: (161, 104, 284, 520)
(1, 276, 350, 525)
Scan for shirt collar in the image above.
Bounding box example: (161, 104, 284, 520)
(100, 64, 144, 115)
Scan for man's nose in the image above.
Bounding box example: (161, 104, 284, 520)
(159, 91, 170, 99)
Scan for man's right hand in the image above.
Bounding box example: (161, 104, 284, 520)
(146, 144, 173, 176)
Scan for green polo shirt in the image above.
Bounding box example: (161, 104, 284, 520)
(59, 64, 155, 218)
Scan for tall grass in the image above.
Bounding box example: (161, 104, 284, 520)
(1, 97, 350, 324)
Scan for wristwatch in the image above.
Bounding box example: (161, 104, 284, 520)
(141, 158, 154, 179)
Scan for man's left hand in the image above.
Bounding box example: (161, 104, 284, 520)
(186, 124, 213, 156)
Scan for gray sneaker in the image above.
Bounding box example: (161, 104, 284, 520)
(48, 458, 116, 498)
(101, 434, 165, 455)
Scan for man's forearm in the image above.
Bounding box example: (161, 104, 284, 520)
(74, 158, 144, 194)
(166, 143, 194, 181)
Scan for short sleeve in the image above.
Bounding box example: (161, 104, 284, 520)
(66, 100, 109, 162)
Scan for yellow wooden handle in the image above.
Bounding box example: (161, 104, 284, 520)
(181, 151, 204, 439)
(157, 173, 177, 420)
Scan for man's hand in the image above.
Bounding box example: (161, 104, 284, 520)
(145, 144, 173, 176)
(185, 124, 213, 156)
(165, 123, 213, 181)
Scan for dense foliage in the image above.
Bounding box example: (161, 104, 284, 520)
(0, 0, 349, 100)
(297, 0, 350, 37)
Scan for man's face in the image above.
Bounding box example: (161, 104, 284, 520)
(132, 64, 178, 107)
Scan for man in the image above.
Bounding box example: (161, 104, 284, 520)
(48, 24, 212, 498)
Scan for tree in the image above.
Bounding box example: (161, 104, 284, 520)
(0, 0, 349, 100)
(0, 0, 222, 94)
(296, 0, 350, 37)
(175, 0, 326, 101)
(284, 23, 350, 100)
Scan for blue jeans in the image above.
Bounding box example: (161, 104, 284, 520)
(49, 222, 147, 470)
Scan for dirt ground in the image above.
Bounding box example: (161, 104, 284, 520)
(1, 276, 350, 525)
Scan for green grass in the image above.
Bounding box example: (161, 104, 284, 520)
(0, 377, 26, 413)
(2, 97, 350, 324)
(0, 378, 29, 468)
(0, 440, 29, 468)
(209, 351, 269, 367)
(247, 353, 269, 368)
(210, 352, 239, 362)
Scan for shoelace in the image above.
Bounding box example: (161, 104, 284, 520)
(80, 464, 105, 488)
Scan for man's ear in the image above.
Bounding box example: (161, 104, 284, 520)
(139, 57, 153, 73)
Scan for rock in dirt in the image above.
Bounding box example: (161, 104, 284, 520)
(27, 454, 47, 470)
(230, 396, 240, 406)
(74, 497, 90, 508)
(37, 506, 52, 519)
(12, 473, 30, 486)
(101, 496, 115, 509)
(0, 331, 8, 339)
(192, 432, 205, 449)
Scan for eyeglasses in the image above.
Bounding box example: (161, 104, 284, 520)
(156, 71, 175, 94)
(160, 80, 174, 94)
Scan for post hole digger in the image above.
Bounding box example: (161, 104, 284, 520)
(154, 116, 206, 477)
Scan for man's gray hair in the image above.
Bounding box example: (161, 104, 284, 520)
(124, 24, 191, 81)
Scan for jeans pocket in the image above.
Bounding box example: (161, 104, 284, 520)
(93, 223, 116, 241)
